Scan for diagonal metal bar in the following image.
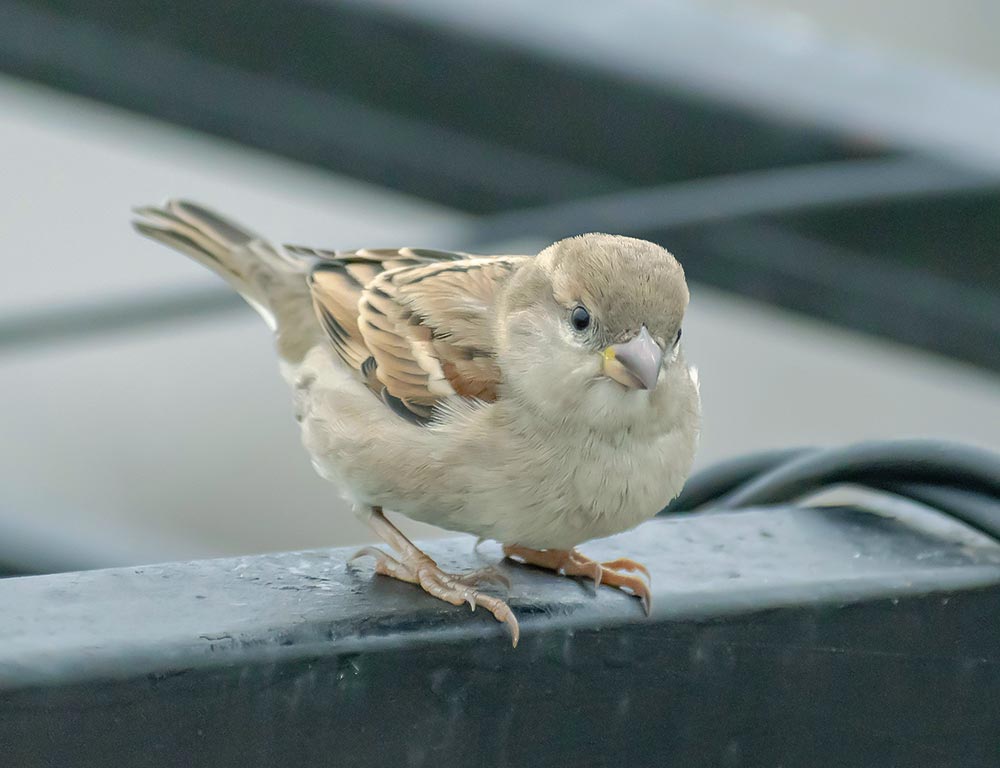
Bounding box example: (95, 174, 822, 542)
(1, 156, 996, 358)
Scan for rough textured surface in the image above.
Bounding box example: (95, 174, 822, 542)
(1, 506, 999, 767)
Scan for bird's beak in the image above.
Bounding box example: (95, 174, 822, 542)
(602, 325, 663, 391)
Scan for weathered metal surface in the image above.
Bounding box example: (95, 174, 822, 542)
(1, 507, 999, 766)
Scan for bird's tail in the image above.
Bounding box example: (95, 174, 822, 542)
(133, 200, 319, 361)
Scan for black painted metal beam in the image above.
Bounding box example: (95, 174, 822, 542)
(2, 507, 999, 767)
(0, 0, 868, 211)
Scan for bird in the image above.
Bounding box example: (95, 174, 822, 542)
(132, 201, 701, 646)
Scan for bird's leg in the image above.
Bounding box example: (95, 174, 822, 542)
(502, 545, 652, 615)
(351, 507, 519, 646)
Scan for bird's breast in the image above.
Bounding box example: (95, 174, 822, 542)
(565, 431, 687, 539)
(476, 398, 698, 549)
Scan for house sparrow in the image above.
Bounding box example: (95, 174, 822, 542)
(133, 201, 701, 646)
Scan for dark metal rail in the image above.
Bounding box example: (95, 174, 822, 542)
(2, 506, 999, 767)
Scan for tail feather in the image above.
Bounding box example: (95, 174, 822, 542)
(133, 200, 319, 361)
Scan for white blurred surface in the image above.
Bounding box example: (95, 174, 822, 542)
(0, 76, 467, 316)
(2, 74, 999, 565)
(696, 0, 1000, 83)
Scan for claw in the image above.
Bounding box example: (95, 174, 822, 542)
(506, 615, 520, 648)
(455, 566, 512, 592)
(589, 560, 603, 591)
(603, 571, 652, 615)
(475, 592, 520, 647)
(350, 546, 418, 582)
(601, 557, 651, 582)
(349, 545, 386, 564)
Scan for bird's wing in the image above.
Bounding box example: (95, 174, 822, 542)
(303, 246, 526, 423)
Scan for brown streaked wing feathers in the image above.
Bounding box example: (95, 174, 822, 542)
(304, 246, 524, 424)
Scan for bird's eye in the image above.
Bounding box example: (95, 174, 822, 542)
(675, 328, 682, 345)
(570, 305, 591, 331)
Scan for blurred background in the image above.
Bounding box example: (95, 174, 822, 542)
(0, 0, 998, 574)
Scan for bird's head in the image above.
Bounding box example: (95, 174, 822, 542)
(497, 233, 689, 427)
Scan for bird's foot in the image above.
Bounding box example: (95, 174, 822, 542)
(350, 547, 509, 591)
(350, 547, 518, 645)
(502, 545, 652, 615)
(351, 509, 519, 646)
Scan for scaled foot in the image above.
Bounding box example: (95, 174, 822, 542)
(352, 508, 519, 646)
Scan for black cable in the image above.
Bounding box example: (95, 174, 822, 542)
(866, 481, 1000, 543)
(662, 446, 815, 514)
(713, 440, 1000, 509)
(663, 440, 1000, 542)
